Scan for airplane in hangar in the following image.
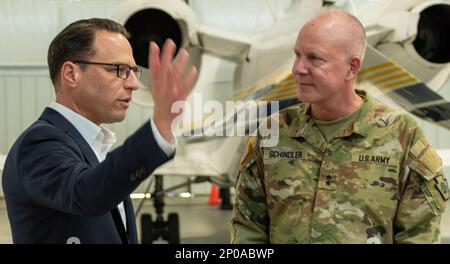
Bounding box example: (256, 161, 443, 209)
(1, 0, 450, 243)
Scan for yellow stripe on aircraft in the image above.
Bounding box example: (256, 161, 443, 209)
(365, 66, 403, 80)
(373, 72, 411, 85)
(358, 60, 420, 91)
(358, 61, 396, 77)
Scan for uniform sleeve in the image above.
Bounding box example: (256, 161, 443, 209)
(231, 136, 270, 243)
(394, 132, 449, 244)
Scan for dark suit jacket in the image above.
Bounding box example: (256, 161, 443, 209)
(2, 107, 172, 244)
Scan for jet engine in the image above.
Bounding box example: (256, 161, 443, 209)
(374, 1, 450, 89)
(113, 0, 203, 106)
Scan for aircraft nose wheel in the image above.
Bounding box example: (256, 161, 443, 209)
(139, 174, 212, 244)
(141, 212, 180, 244)
(140, 175, 181, 244)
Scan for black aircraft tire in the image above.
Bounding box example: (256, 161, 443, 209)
(141, 213, 154, 244)
(167, 213, 180, 244)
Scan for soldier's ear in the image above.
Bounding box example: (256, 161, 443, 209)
(346, 56, 361, 81)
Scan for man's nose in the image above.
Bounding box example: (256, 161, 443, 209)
(125, 71, 140, 90)
(292, 58, 308, 75)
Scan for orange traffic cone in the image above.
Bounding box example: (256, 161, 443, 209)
(208, 184, 220, 205)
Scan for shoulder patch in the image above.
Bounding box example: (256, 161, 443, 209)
(410, 138, 427, 158)
(409, 138, 442, 179)
(421, 174, 449, 215)
(435, 175, 449, 201)
(409, 138, 447, 214)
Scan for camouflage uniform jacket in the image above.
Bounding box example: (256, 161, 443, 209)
(231, 90, 449, 244)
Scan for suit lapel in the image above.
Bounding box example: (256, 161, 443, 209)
(39, 107, 99, 167)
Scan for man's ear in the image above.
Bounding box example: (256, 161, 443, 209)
(60, 61, 79, 87)
(346, 56, 362, 81)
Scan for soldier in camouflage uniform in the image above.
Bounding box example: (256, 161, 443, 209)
(231, 9, 449, 244)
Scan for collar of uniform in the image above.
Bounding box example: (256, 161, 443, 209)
(287, 103, 312, 138)
(287, 90, 374, 139)
(330, 90, 371, 139)
(287, 103, 328, 152)
(351, 90, 374, 138)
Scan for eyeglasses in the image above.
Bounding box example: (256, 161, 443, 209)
(73, 60, 142, 80)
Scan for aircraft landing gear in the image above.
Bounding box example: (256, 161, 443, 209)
(141, 175, 180, 244)
(219, 187, 233, 210)
(139, 174, 230, 244)
(141, 212, 180, 244)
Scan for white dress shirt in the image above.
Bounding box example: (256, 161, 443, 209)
(48, 101, 175, 231)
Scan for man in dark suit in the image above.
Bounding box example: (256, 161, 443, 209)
(2, 18, 197, 244)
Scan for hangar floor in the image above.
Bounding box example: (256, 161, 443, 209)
(0, 195, 233, 244)
(0, 197, 449, 244)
